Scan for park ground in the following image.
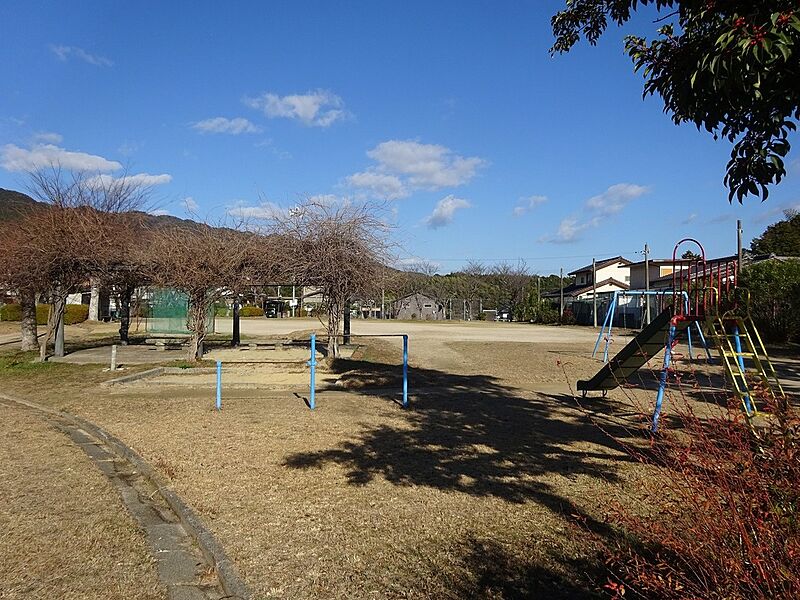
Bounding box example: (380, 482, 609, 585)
(1, 317, 796, 598)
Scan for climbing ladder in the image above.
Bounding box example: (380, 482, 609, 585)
(706, 316, 785, 417)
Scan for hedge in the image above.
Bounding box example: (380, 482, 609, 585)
(239, 305, 264, 317)
(0, 303, 89, 325)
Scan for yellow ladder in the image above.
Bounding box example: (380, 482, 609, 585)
(707, 317, 784, 417)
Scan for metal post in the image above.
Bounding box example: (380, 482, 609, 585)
(732, 325, 754, 415)
(652, 323, 676, 432)
(309, 333, 316, 409)
(402, 334, 409, 408)
(737, 219, 743, 274)
(343, 306, 351, 345)
(603, 293, 618, 363)
(216, 360, 222, 411)
(559, 268, 564, 317)
(232, 297, 240, 347)
(110, 344, 117, 371)
(592, 258, 597, 327)
(644, 243, 651, 325)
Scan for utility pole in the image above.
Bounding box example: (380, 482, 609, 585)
(592, 258, 597, 327)
(536, 275, 540, 304)
(737, 219, 743, 274)
(559, 267, 564, 318)
(644, 243, 651, 325)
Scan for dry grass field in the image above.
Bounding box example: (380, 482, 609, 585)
(0, 400, 166, 600)
(0, 319, 764, 599)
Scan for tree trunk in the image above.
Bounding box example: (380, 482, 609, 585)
(54, 294, 66, 357)
(20, 289, 39, 352)
(88, 278, 101, 321)
(187, 293, 207, 361)
(39, 291, 67, 361)
(326, 298, 341, 358)
(118, 285, 133, 345)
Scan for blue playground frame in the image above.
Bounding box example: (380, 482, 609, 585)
(593, 290, 711, 363)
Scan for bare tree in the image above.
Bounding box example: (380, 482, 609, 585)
(272, 199, 392, 357)
(489, 260, 530, 319)
(0, 166, 154, 359)
(0, 216, 42, 351)
(140, 223, 278, 360)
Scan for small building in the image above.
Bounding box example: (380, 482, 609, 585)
(393, 293, 444, 320)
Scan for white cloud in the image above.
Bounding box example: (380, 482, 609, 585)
(191, 117, 261, 135)
(542, 183, 649, 243)
(150, 209, 172, 216)
(244, 89, 347, 127)
(512, 195, 547, 217)
(49, 44, 113, 67)
(344, 171, 407, 200)
(424, 195, 471, 229)
(227, 201, 285, 220)
(182, 197, 199, 213)
(0, 143, 121, 172)
(681, 213, 698, 225)
(33, 132, 63, 144)
(754, 201, 800, 224)
(86, 172, 172, 188)
(346, 140, 485, 199)
(585, 183, 649, 215)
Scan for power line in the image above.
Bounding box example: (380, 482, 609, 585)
(397, 250, 642, 263)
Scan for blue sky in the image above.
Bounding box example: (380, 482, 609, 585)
(2, 1, 798, 275)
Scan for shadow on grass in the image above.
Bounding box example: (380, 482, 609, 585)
(284, 357, 635, 594)
(443, 537, 602, 599)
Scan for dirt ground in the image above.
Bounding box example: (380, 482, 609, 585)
(0, 400, 166, 600)
(0, 319, 791, 599)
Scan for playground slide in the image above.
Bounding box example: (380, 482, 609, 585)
(577, 307, 675, 393)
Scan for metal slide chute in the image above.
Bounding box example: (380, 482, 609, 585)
(577, 307, 677, 395)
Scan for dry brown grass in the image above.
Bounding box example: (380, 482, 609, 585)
(0, 402, 166, 600)
(0, 330, 681, 599)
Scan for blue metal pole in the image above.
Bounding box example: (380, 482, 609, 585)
(309, 333, 316, 410)
(216, 360, 222, 411)
(732, 325, 754, 415)
(402, 334, 409, 408)
(652, 324, 676, 432)
(593, 291, 615, 358)
(604, 293, 617, 363)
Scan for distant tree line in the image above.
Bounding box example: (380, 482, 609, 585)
(382, 261, 570, 323)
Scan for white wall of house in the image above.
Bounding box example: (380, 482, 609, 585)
(573, 260, 631, 287)
(576, 280, 628, 299)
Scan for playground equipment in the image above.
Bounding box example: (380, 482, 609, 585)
(578, 238, 784, 431)
(593, 290, 711, 363)
(308, 333, 409, 410)
(214, 332, 410, 411)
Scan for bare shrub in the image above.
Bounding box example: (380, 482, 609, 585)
(600, 391, 800, 599)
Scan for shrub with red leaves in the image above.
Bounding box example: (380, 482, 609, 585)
(605, 394, 800, 599)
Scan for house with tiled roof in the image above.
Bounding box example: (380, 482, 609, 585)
(544, 256, 632, 302)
